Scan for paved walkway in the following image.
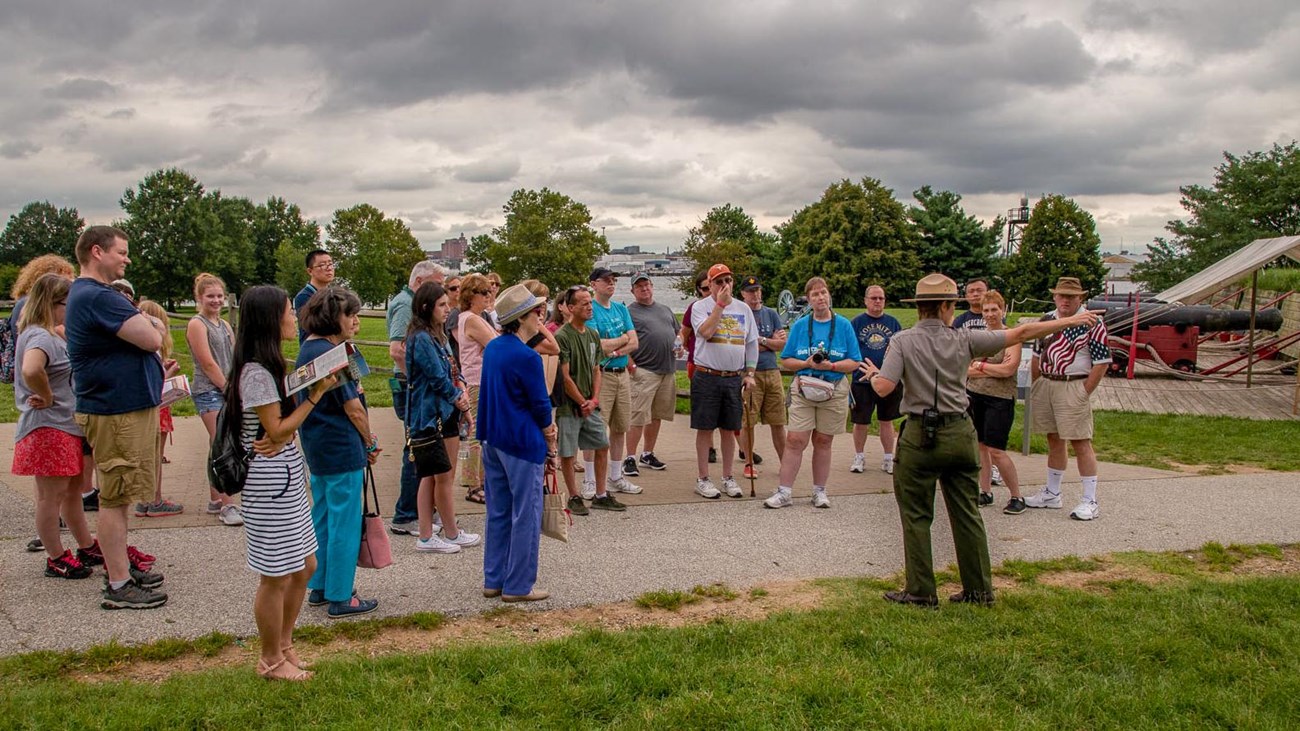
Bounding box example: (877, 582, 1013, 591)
(2, 414, 1298, 655)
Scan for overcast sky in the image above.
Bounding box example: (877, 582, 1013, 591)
(1, 0, 1296, 256)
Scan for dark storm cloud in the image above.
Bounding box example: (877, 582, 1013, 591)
(452, 156, 521, 184)
(0, 140, 41, 159)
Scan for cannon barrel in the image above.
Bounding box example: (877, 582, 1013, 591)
(1100, 305, 1283, 333)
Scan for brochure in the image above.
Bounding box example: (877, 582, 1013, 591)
(160, 375, 192, 407)
(284, 341, 370, 396)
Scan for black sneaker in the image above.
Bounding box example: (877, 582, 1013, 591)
(977, 491, 995, 507)
(101, 580, 168, 610)
(590, 494, 627, 512)
(739, 450, 763, 465)
(45, 550, 93, 579)
(622, 455, 640, 477)
(708, 447, 717, 464)
(1003, 497, 1027, 515)
(82, 488, 100, 512)
(76, 541, 105, 567)
(567, 496, 590, 516)
(26, 537, 43, 553)
(639, 452, 667, 471)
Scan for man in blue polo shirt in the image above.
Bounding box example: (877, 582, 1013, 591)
(66, 225, 171, 610)
(295, 249, 335, 342)
(588, 267, 641, 495)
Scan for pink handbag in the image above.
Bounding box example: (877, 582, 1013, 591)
(357, 467, 393, 569)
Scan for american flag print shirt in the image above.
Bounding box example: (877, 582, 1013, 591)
(1034, 314, 1111, 377)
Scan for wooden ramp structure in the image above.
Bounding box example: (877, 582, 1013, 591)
(1093, 368, 1298, 420)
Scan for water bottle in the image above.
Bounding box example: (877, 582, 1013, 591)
(458, 415, 470, 440)
(673, 336, 684, 360)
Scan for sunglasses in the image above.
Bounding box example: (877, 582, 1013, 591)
(713, 277, 733, 285)
(447, 285, 460, 292)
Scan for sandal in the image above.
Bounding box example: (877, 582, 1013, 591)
(465, 487, 486, 504)
(257, 657, 312, 682)
(282, 644, 312, 670)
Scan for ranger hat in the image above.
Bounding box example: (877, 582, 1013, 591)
(1049, 276, 1087, 296)
(902, 273, 960, 302)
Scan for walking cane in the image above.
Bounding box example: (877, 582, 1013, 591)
(744, 386, 757, 497)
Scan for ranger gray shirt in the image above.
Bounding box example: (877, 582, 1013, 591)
(879, 319, 1005, 414)
(627, 300, 679, 375)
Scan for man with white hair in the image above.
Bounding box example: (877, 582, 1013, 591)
(387, 260, 448, 534)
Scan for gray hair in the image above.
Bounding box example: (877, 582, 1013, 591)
(409, 261, 448, 289)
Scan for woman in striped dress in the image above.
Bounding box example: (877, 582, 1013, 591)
(224, 285, 334, 681)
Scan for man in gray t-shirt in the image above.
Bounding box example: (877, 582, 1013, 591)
(624, 273, 680, 474)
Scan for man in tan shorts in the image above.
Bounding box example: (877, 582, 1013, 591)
(625, 273, 679, 475)
(1025, 277, 1111, 521)
(66, 226, 174, 609)
(738, 276, 787, 479)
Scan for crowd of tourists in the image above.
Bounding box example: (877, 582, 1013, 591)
(8, 227, 1111, 679)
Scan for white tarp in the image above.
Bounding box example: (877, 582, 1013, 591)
(1157, 235, 1300, 304)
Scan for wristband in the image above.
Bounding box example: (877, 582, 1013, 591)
(307, 396, 319, 405)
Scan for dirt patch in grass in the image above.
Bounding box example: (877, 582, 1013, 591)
(72, 580, 827, 684)
(1164, 462, 1274, 476)
(1036, 564, 1174, 591)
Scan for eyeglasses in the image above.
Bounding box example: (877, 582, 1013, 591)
(311, 261, 336, 270)
(714, 277, 733, 285)
(447, 285, 460, 292)
(473, 289, 491, 296)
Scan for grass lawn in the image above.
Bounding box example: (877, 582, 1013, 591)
(2, 546, 1298, 728)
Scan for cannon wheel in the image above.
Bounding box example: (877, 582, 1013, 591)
(1171, 359, 1196, 373)
(1107, 351, 1129, 377)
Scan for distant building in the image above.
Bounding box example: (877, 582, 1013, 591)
(1102, 251, 1146, 295)
(427, 234, 468, 269)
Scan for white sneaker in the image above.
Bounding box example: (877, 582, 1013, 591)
(991, 465, 1005, 486)
(721, 476, 743, 498)
(444, 530, 482, 547)
(415, 535, 462, 553)
(763, 490, 792, 509)
(695, 477, 721, 499)
(881, 459, 894, 475)
(607, 477, 643, 494)
(1070, 500, 1100, 521)
(1024, 488, 1062, 509)
(580, 479, 597, 500)
(811, 490, 831, 509)
(219, 504, 244, 526)
(850, 454, 866, 473)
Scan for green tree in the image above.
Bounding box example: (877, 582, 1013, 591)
(118, 168, 222, 308)
(274, 240, 310, 294)
(1133, 142, 1300, 291)
(464, 188, 608, 294)
(0, 201, 84, 267)
(328, 204, 424, 306)
(677, 203, 782, 296)
(1000, 194, 1106, 304)
(252, 197, 320, 287)
(775, 178, 921, 304)
(908, 186, 1002, 287)
(204, 193, 257, 295)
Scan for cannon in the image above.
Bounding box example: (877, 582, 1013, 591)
(1099, 303, 1284, 375)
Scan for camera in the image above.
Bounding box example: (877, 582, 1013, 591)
(810, 347, 828, 364)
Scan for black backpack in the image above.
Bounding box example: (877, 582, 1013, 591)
(207, 400, 264, 496)
(0, 317, 15, 384)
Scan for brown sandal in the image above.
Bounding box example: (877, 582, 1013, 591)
(465, 487, 486, 504)
(257, 657, 312, 682)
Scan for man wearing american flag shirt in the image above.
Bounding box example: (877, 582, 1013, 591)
(1024, 277, 1110, 521)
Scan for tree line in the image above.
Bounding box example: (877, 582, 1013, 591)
(4, 143, 1293, 308)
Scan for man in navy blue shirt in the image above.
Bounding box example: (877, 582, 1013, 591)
(849, 285, 903, 475)
(66, 225, 172, 610)
(295, 249, 335, 342)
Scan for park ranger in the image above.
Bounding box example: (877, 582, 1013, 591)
(859, 274, 1099, 607)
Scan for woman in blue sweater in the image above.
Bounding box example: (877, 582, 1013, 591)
(406, 281, 476, 554)
(477, 284, 557, 602)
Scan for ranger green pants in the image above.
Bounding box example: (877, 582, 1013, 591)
(892, 416, 994, 599)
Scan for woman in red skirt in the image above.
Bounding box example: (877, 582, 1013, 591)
(12, 273, 98, 579)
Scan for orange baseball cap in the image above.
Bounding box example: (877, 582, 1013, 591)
(707, 263, 733, 281)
